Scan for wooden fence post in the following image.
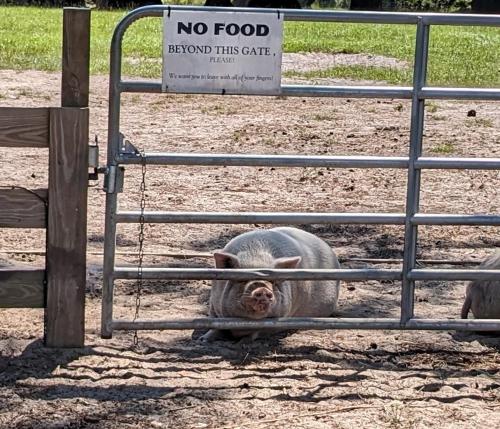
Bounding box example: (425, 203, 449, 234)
(61, 8, 91, 108)
(45, 8, 90, 347)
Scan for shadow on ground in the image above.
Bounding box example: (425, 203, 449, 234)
(1, 332, 499, 416)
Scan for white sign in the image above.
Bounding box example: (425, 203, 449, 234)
(162, 11, 283, 95)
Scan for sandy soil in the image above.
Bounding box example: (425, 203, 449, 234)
(1, 54, 499, 428)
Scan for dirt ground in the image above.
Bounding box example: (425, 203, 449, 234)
(1, 53, 500, 428)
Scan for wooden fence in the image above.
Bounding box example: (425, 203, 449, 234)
(0, 8, 90, 348)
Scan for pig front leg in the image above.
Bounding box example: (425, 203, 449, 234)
(198, 329, 226, 343)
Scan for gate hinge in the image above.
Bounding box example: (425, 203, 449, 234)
(103, 165, 125, 194)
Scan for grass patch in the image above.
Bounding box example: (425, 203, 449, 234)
(284, 22, 415, 63)
(130, 95, 142, 103)
(465, 117, 494, 128)
(201, 104, 239, 115)
(313, 112, 336, 121)
(284, 65, 412, 85)
(426, 102, 439, 113)
(0, 6, 499, 87)
(284, 22, 500, 87)
(0, 7, 61, 71)
(430, 142, 455, 154)
(232, 129, 248, 142)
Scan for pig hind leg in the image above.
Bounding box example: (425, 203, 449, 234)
(461, 295, 472, 319)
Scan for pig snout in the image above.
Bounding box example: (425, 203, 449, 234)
(248, 287, 274, 313)
(242, 282, 275, 316)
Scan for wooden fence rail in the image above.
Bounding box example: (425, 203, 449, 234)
(0, 8, 90, 348)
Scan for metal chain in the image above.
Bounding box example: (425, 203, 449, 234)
(133, 148, 147, 347)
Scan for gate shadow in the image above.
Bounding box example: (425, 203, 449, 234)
(2, 333, 498, 413)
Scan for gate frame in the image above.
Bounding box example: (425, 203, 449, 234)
(101, 5, 500, 338)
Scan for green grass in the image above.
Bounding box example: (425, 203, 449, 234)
(0, 6, 499, 87)
(284, 64, 412, 85)
(0, 7, 61, 71)
(284, 22, 500, 86)
(430, 142, 455, 154)
(426, 102, 439, 113)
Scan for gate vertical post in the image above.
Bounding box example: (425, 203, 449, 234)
(401, 19, 429, 324)
(101, 15, 127, 339)
(45, 8, 90, 347)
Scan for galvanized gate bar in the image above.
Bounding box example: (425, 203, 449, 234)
(110, 5, 500, 26)
(115, 212, 406, 224)
(409, 269, 500, 281)
(111, 317, 500, 331)
(118, 153, 500, 170)
(101, 5, 500, 339)
(119, 81, 415, 98)
(415, 158, 500, 169)
(115, 212, 500, 226)
(420, 87, 500, 101)
(119, 82, 500, 101)
(118, 153, 409, 168)
(412, 214, 500, 226)
(113, 318, 404, 331)
(419, 14, 500, 26)
(113, 267, 403, 281)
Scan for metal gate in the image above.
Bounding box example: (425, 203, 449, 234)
(101, 5, 500, 338)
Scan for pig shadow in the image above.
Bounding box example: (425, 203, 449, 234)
(451, 330, 500, 351)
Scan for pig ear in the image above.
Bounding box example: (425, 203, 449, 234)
(214, 252, 240, 268)
(273, 256, 301, 269)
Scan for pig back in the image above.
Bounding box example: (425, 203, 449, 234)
(465, 251, 500, 319)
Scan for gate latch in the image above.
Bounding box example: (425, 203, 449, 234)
(88, 135, 107, 181)
(91, 134, 126, 193)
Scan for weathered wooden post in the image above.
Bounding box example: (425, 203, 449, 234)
(45, 8, 90, 347)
